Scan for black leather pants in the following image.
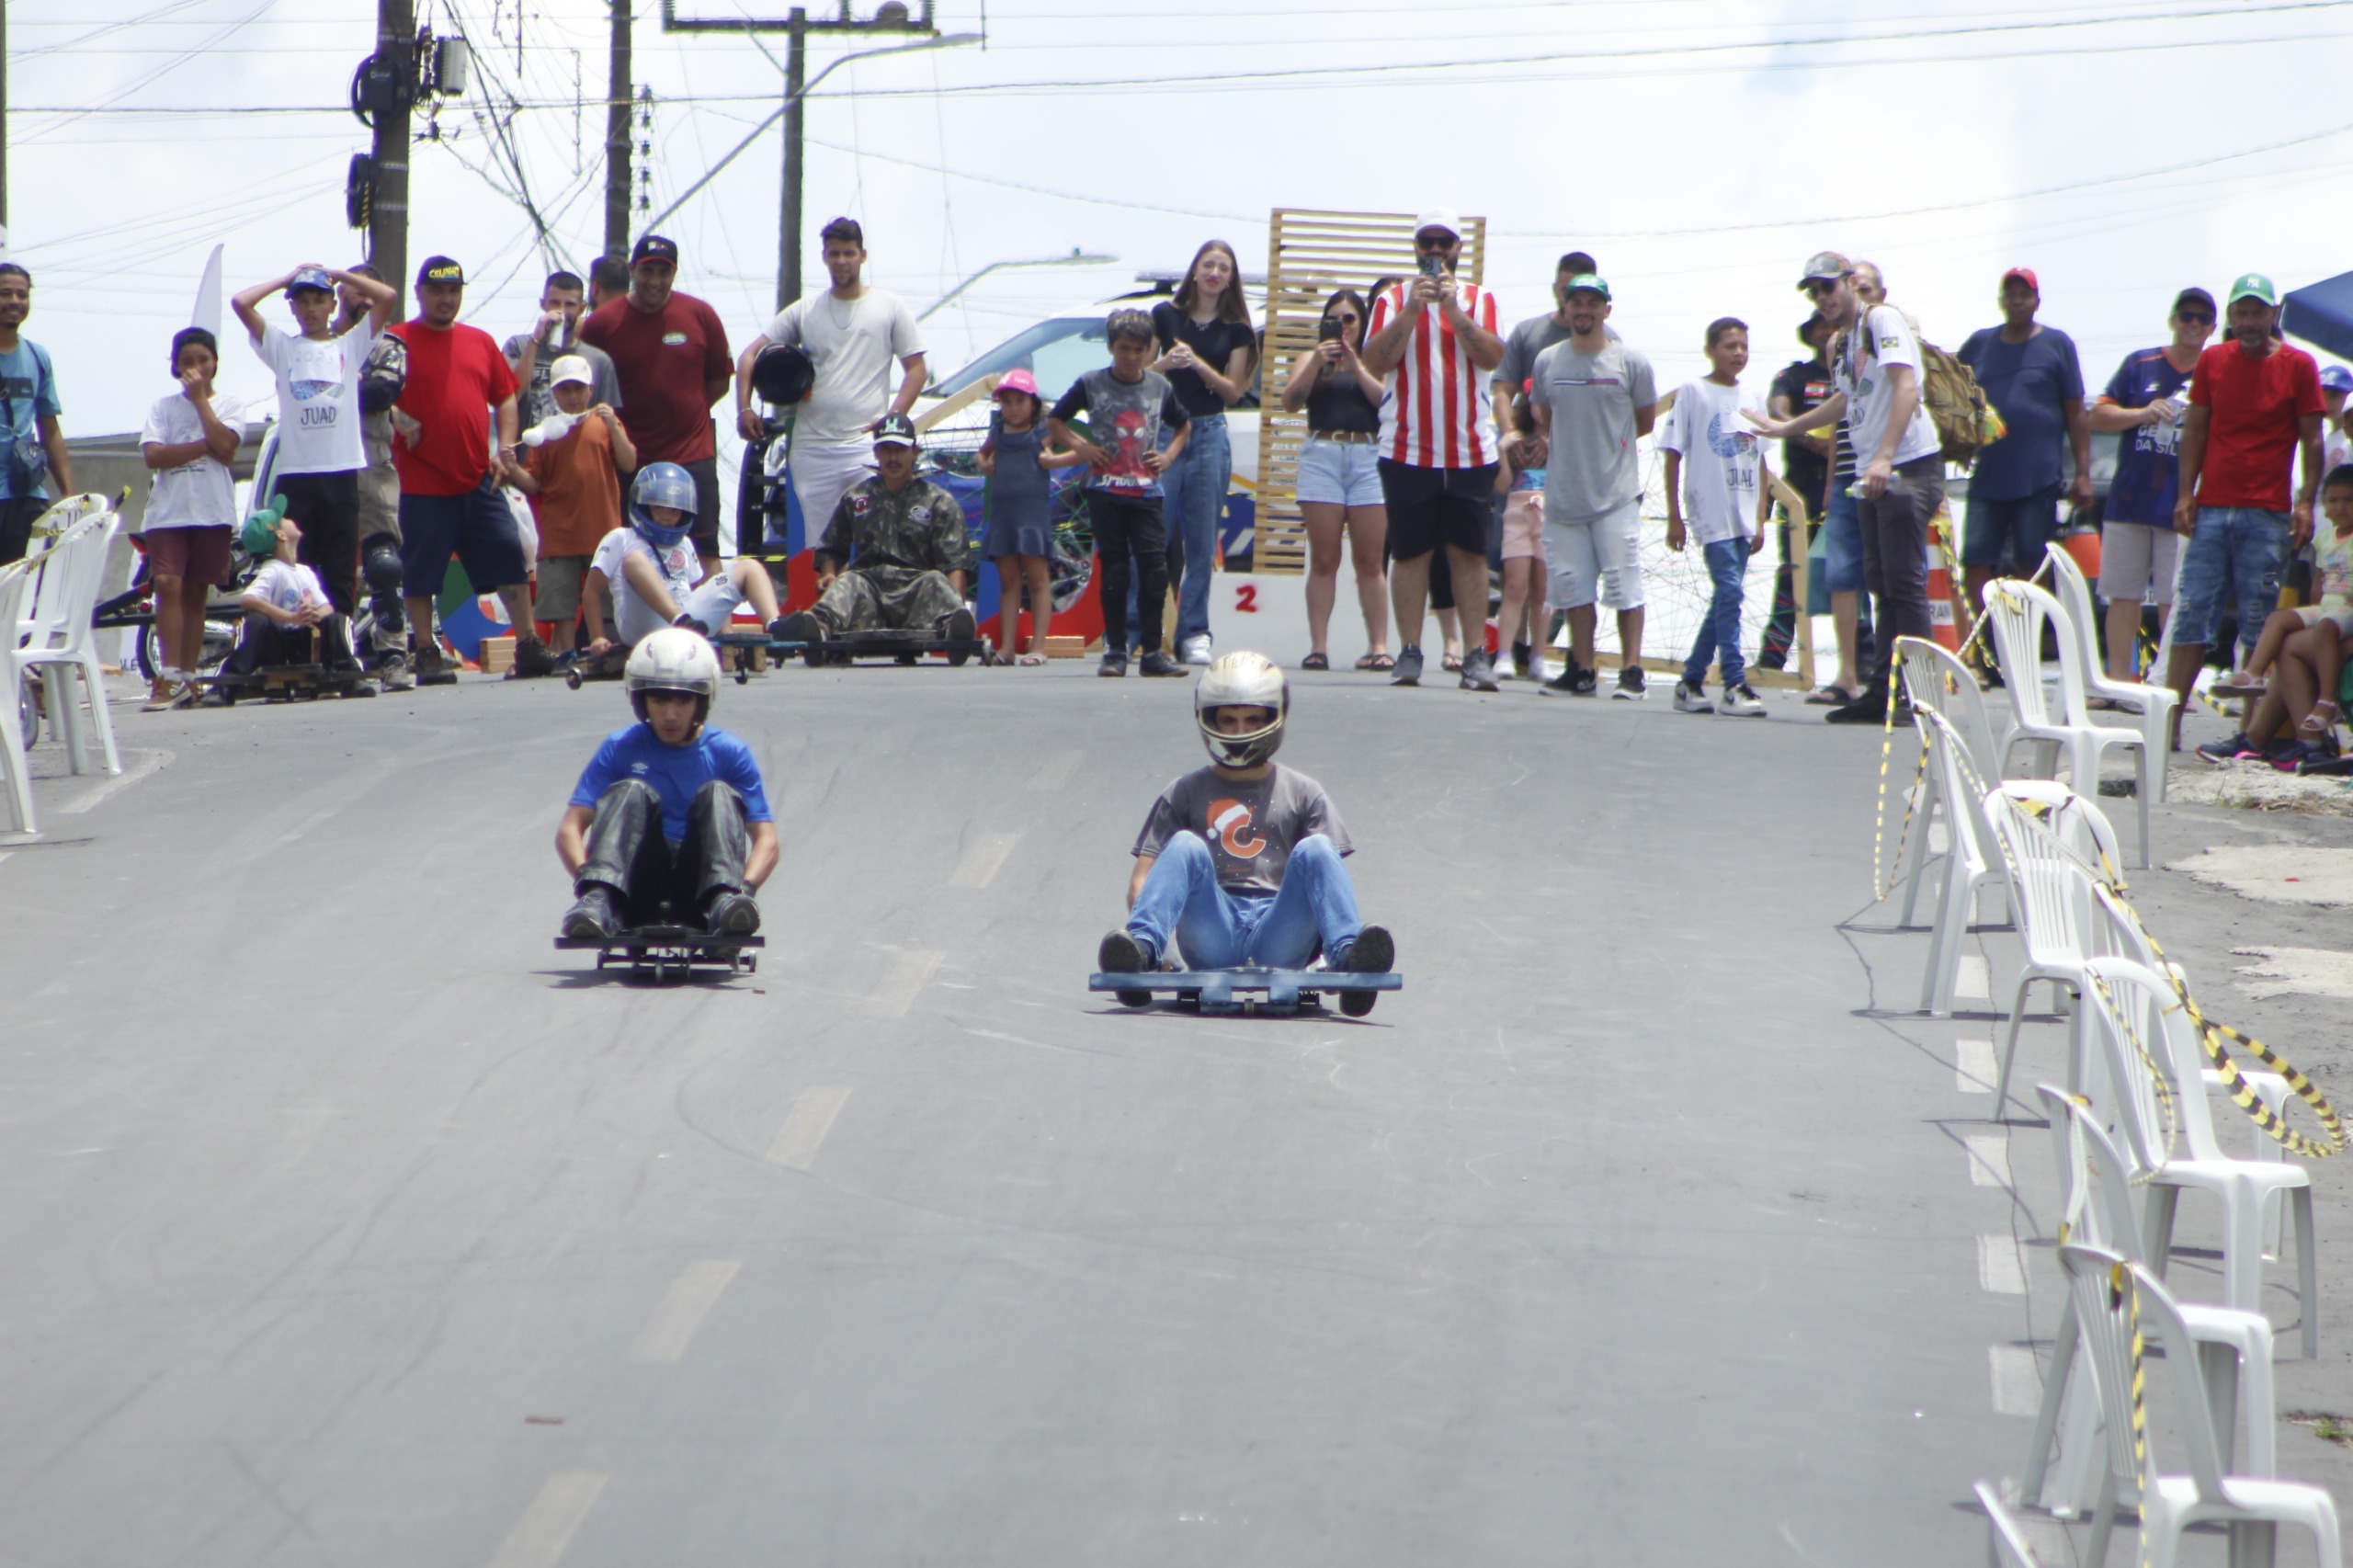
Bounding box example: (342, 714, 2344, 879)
(575, 778, 750, 925)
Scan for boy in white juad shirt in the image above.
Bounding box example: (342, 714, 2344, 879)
(1662, 317, 1774, 717)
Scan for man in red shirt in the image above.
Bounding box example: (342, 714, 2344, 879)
(390, 256, 558, 683)
(2164, 272, 2325, 739)
(578, 234, 733, 576)
(1358, 208, 1506, 692)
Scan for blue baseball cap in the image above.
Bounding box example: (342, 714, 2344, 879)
(2322, 365, 2353, 393)
(286, 266, 334, 298)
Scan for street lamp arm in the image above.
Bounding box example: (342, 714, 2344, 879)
(918, 252, 1118, 322)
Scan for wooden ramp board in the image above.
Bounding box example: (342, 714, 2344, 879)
(1255, 210, 1488, 577)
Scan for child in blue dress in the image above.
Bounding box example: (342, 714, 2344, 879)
(976, 369, 1081, 665)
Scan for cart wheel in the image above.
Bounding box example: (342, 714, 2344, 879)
(565, 667, 584, 690)
(1116, 988, 1153, 1008)
(801, 645, 824, 668)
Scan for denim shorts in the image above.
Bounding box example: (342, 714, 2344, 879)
(1296, 437, 1383, 508)
(399, 474, 529, 598)
(1820, 487, 1866, 595)
(1961, 483, 2063, 571)
(2172, 506, 2289, 653)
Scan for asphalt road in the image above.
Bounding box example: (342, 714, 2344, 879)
(2, 662, 2342, 1564)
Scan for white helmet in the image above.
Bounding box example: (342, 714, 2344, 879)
(625, 626, 722, 724)
(1195, 651, 1288, 767)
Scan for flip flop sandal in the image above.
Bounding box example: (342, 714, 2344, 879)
(1302, 652, 1330, 671)
(1356, 653, 1394, 671)
(1017, 653, 1049, 666)
(1805, 686, 1852, 706)
(1441, 653, 1464, 673)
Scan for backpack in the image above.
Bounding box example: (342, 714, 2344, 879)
(1917, 338, 2002, 469)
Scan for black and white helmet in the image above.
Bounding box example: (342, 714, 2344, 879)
(1194, 650, 1288, 767)
(625, 626, 721, 724)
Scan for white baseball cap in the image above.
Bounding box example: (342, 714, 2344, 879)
(1413, 208, 1461, 241)
(550, 355, 594, 388)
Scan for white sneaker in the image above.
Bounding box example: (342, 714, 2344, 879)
(1718, 682, 1768, 717)
(1178, 633, 1212, 667)
(1672, 679, 1712, 713)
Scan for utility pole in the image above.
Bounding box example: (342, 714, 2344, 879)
(660, 0, 938, 312)
(603, 0, 631, 259)
(368, 0, 415, 304)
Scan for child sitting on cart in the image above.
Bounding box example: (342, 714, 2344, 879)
(208, 511, 358, 699)
(1097, 651, 1395, 1016)
(558, 626, 778, 939)
(578, 462, 789, 675)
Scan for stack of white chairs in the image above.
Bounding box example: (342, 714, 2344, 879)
(8, 500, 122, 783)
(2044, 542, 2179, 803)
(1982, 578, 2158, 867)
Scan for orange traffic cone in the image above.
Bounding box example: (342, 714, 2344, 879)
(1926, 527, 1961, 653)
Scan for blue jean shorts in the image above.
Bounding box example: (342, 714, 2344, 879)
(398, 474, 529, 599)
(1295, 437, 1384, 508)
(1820, 487, 1866, 595)
(1961, 483, 2063, 571)
(2172, 506, 2290, 654)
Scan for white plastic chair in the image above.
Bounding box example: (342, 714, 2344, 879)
(1914, 708, 2011, 1017)
(9, 507, 121, 778)
(0, 559, 38, 834)
(2045, 541, 2179, 803)
(2078, 957, 2318, 1355)
(2023, 1085, 2278, 1515)
(1973, 1481, 2043, 1567)
(1982, 792, 2106, 1108)
(1983, 579, 2156, 867)
(2060, 1242, 2341, 1568)
(1896, 637, 2020, 930)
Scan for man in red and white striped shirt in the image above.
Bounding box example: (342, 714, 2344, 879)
(1360, 209, 1506, 691)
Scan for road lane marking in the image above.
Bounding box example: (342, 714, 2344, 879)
(1964, 1135, 2011, 1187)
(1956, 954, 1989, 1000)
(766, 1086, 853, 1171)
(947, 831, 1022, 890)
(627, 1259, 742, 1364)
(869, 949, 942, 1017)
(1989, 1346, 2040, 1415)
(1977, 1234, 2026, 1294)
(484, 1471, 607, 1568)
(1025, 751, 1081, 791)
(57, 746, 172, 815)
(1956, 1038, 1998, 1095)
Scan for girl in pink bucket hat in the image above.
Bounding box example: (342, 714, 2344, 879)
(977, 369, 1084, 664)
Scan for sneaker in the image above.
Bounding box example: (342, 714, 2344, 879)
(2268, 740, 2317, 773)
(1613, 666, 1648, 700)
(329, 654, 366, 677)
(777, 610, 824, 647)
(1177, 633, 1213, 667)
(376, 651, 416, 692)
(1510, 641, 1532, 680)
(1098, 928, 1155, 1009)
(1540, 661, 1596, 697)
(1459, 647, 1500, 692)
(142, 676, 184, 712)
(671, 612, 711, 637)
(1718, 683, 1768, 717)
(2195, 731, 2260, 765)
(1138, 650, 1187, 676)
(562, 884, 621, 940)
(1824, 687, 1892, 725)
(1673, 679, 1712, 713)
(703, 889, 761, 936)
(766, 615, 794, 643)
(413, 643, 458, 687)
(507, 635, 559, 678)
(1336, 924, 1394, 1017)
(343, 678, 380, 699)
(943, 606, 978, 647)
(1392, 645, 1424, 687)
(1097, 651, 1128, 678)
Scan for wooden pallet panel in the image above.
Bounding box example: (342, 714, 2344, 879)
(1253, 210, 1487, 576)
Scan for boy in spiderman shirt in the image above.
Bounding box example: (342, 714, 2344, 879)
(1097, 651, 1396, 1016)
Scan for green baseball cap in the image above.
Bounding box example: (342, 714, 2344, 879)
(1563, 272, 1611, 301)
(2228, 271, 2279, 308)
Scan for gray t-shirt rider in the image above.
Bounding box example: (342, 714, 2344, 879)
(1132, 763, 1352, 897)
(1530, 337, 1657, 526)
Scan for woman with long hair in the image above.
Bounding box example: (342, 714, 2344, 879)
(1282, 287, 1391, 669)
(1152, 240, 1257, 665)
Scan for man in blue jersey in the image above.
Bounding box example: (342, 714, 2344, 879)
(556, 626, 778, 938)
(2087, 288, 2215, 682)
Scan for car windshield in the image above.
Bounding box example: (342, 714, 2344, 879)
(931, 317, 1107, 403)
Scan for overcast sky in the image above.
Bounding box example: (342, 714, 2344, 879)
(15, 0, 2353, 444)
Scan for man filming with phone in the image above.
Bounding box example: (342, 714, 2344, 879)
(1358, 210, 1506, 692)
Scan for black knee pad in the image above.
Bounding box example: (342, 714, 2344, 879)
(362, 539, 404, 596)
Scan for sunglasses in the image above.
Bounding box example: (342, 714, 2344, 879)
(1802, 278, 1843, 298)
(2176, 312, 2214, 324)
(1327, 312, 1360, 324)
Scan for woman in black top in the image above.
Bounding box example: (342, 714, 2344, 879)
(1282, 287, 1392, 670)
(1151, 240, 1257, 665)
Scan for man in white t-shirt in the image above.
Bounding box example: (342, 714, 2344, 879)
(1747, 251, 1945, 724)
(233, 264, 396, 635)
(732, 217, 927, 554)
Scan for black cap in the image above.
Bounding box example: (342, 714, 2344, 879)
(416, 256, 464, 287)
(631, 234, 678, 266)
(2173, 286, 2218, 318)
(1799, 312, 1829, 346)
(871, 412, 918, 449)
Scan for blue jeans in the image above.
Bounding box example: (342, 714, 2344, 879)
(1125, 832, 1359, 970)
(1961, 482, 2063, 571)
(1156, 413, 1231, 644)
(1683, 536, 1750, 687)
(2173, 506, 2289, 661)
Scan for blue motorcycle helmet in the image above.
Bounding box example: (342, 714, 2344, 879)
(629, 461, 699, 550)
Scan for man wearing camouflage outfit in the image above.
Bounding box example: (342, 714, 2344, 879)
(776, 414, 976, 645)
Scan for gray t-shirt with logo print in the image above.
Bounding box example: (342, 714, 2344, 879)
(1132, 762, 1352, 897)
(1530, 337, 1657, 526)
